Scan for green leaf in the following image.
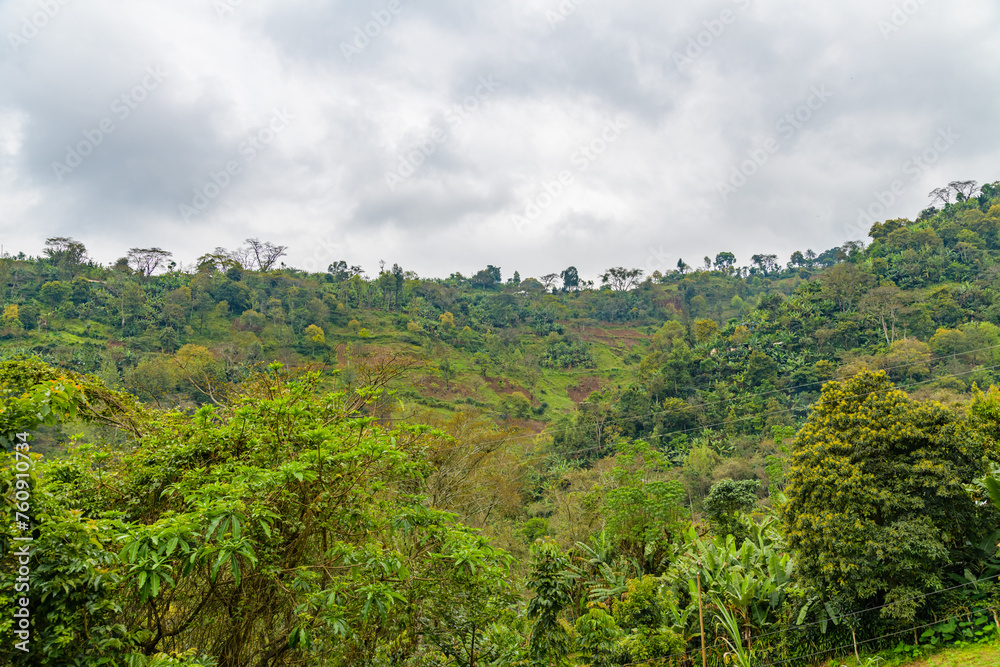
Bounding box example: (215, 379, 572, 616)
(212, 551, 229, 581)
(165, 537, 179, 556)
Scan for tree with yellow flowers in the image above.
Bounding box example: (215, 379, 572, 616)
(782, 370, 993, 622)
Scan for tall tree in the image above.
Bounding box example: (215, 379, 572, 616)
(714, 252, 736, 272)
(244, 238, 288, 271)
(782, 371, 991, 621)
(600, 267, 643, 292)
(560, 266, 579, 290)
(43, 237, 88, 277)
(126, 247, 173, 277)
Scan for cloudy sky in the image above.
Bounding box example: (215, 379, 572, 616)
(1, 0, 998, 281)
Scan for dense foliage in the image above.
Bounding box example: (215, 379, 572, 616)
(3, 179, 1000, 665)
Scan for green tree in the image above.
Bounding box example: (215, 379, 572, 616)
(703, 478, 760, 540)
(304, 323, 326, 357)
(39, 280, 71, 315)
(1, 359, 516, 666)
(526, 539, 574, 666)
(605, 441, 687, 571)
(714, 251, 736, 272)
(782, 370, 991, 621)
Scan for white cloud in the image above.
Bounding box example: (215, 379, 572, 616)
(0, 0, 998, 278)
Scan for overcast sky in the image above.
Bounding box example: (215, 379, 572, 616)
(1, 0, 998, 281)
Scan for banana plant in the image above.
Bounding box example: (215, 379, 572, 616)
(664, 514, 794, 650)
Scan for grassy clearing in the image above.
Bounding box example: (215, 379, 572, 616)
(900, 641, 1000, 666)
(824, 638, 1000, 667)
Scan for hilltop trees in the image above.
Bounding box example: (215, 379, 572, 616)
(561, 266, 579, 290)
(126, 247, 173, 277)
(600, 267, 643, 292)
(43, 237, 88, 278)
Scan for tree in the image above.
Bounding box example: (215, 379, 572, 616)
(126, 247, 173, 277)
(782, 371, 991, 621)
(526, 540, 574, 666)
(472, 265, 502, 288)
(561, 266, 579, 291)
(949, 180, 979, 201)
(929, 187, 952, 207)
(750, 254, 779, 275)
(821, 262, 874, 312)
(43, 237, 88, 277)
(600, 267, 643, 292)
(196, 247, 239, 273)
(861, 284, 905, 344)
(304, 324, 326, 357)
(327, 260, 364, 281)
(39, 280, 71, 313)
(539, 273, 559, 291)
(243, 238, 287, 271)
(391, 263, 405, 305)
(0, 359, 516, 665)
(703, 479, 760, 540)
(604, 440, 687, 569)
(714, 252, 736, 272)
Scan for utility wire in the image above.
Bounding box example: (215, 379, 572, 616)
(602, 588, 1000, 667)
(763, 603, 1000, 666)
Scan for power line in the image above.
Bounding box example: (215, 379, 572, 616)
(600, 582, 1000, 667)
(763, 603, 1000, 666)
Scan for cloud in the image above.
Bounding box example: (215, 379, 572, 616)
(0, 0, 998, 280)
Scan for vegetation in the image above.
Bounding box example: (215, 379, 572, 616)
(3, 180, 1000, 665)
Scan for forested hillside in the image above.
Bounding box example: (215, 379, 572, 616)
(3, 179, 1000, 666)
